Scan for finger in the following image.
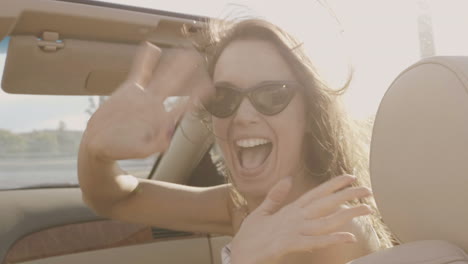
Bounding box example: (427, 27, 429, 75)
(146, 48, 197, 95)
(303, 187, 372, 219)
(147, 47, 212, 98)
(135, 96, 189, 154)
(188, 61, 215, 100)
(146, 110, 178, 153)
(165, 96, 196, 118)
(301, 205, 372, 236)
(258, 177, 293, 215)
(160, 96, 195, 138)
(164, 100, 187, 139)
(296, 174, 356, 208)
(127, 42, 162, 87)
(293, 232, 357, 252)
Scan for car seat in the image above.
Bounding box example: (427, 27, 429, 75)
(349, 56, 468, 263)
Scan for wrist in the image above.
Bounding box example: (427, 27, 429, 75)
(230, 248, 281, 264)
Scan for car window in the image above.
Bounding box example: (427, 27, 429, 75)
(0, 38, 157, 190)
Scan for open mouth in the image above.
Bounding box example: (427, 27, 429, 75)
(235, 138, 273, 170)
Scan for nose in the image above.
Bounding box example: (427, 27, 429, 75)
(232, 97, 261, 126)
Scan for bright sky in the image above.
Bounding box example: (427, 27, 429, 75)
(1, 0, 468, 132)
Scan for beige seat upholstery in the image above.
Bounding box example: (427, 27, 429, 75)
(351, 240, 468, 264)
(349, 56, 468, 263)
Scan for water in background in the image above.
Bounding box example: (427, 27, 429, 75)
(0, 155, 157, 190)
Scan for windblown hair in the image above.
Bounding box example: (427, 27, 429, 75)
(184, 18, 395, 249)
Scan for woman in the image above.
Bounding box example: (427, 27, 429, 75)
(78, 18, 392, 264)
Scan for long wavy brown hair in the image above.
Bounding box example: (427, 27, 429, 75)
(185, 18, 395, 249)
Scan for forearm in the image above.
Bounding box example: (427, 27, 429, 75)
(77, 136, 139, 214)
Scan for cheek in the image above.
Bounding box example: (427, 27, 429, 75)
(276, 96, 307, 133)
(274, 122, 306, 153)
(212, 117, 230, 139)
(272, 96, 308, 156)
(211, 118, 232, 158)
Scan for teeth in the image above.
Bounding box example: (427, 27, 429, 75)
(236, 138, 270, 148)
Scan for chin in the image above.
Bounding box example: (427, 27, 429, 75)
(229, 168, 279, 201)
(225, 137, 278, 196)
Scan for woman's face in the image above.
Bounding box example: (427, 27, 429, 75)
(212, 38, 308, 198)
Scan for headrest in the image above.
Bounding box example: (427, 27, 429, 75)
(370, 56, 468, 251)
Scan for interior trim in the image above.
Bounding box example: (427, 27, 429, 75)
(3, 218, 202, 264)
(4, 220, 152, 263)
(0, 188, 101, 263)
(16, 237, 212, 264)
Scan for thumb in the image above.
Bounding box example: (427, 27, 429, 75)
(259, 177, 293, 215)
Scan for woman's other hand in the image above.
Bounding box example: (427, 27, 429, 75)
(230, 174, 372, 264)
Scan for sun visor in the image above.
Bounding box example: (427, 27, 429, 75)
(0, 0, 204, 95)
(2, 35, 135, 95)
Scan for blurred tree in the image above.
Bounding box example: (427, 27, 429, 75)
(0, 129, 26, 154)
(0, 128, 83, 156)
(56, 120, 80, 153)
(58, 120, 67, 131)
(85, 96, 96, 116)
(25, 131, 59, 153)
(85, 96, 107, 116)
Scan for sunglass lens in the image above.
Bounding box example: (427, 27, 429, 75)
(251, 84, 294, 115)
(204, 86, 241, 118)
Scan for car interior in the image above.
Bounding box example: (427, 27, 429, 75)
(1, 1, 230, 264)
(350, 56, 468, 263)
(0, 0, 467, 264)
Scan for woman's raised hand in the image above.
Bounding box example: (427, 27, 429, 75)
(82, 42, 212, 161)
(230, 175, 373, 264)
